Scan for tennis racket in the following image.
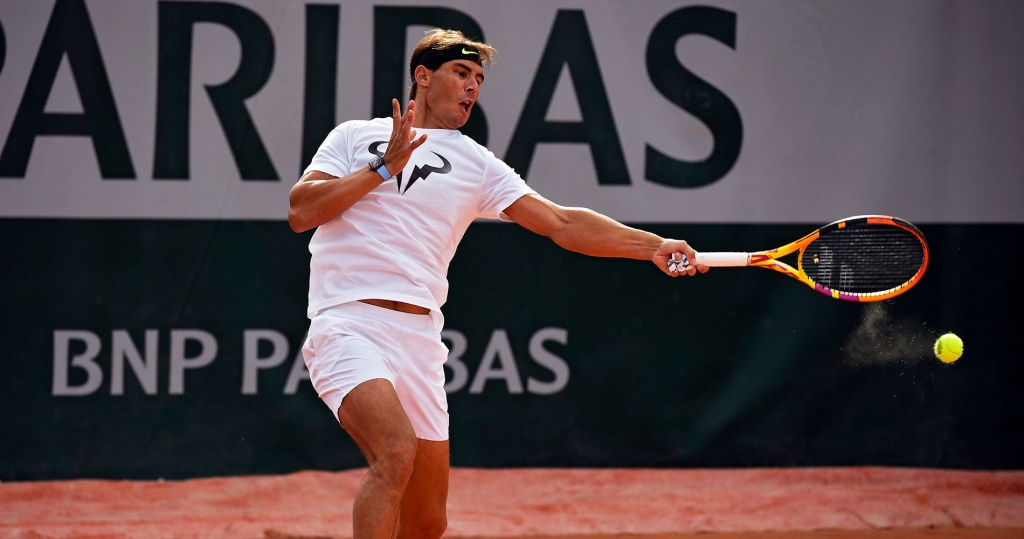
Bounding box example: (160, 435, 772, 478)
(668, 215, 929, 302)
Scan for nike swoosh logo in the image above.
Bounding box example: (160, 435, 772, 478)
(462, 48, 478, 55)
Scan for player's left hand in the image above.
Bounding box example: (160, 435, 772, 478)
(382, 99, 428, 176)
(653, 240, 709, 277)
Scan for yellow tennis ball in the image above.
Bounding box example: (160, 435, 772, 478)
(934, 333, 964, 363)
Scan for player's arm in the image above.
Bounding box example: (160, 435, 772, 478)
(288, 99, 426, 233)
(502, 194, 706, 277)
(288, 169, 383, 233)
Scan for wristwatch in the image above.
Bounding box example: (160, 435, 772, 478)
(369, 155, 392, 181)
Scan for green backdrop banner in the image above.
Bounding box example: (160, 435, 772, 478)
(1, 219, 1020, 480)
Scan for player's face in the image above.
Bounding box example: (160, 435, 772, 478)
(417, 60, 484, 130)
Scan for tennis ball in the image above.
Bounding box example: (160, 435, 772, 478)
(934, 333, 964, 363)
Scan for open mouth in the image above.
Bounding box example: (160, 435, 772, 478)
(459, 100, 472, 112)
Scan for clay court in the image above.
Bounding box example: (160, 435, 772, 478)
(3, 467, 1022, 538)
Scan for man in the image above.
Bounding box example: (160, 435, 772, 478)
(289, 29, 706, 539)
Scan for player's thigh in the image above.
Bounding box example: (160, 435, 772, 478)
(398, 439, 450, 538)
(338, 378, 417, 466)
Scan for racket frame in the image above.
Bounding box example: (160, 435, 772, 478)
(692, 215, 929, 302)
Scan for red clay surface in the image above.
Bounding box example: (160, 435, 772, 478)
(1, 467, 1022, 539)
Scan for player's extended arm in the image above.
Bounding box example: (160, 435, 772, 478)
(288, 99, 426, 233)
(502, 194, 706, 277)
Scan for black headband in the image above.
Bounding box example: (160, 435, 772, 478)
(411, 45, 481, 80)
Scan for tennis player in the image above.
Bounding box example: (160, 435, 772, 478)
(288, 29, 707, 539)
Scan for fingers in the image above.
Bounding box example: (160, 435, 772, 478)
(671, 258, 708, 276)
(391, 98, 403, 131)
(383, 99, 427, 172)
(674, 240, 697, 264)
(392, 99, 413, 136)
(667, 252, 695, 277)
(659, 239, 705, 277)
(390, 99, 419, 139)
(409, 132, 428, 151)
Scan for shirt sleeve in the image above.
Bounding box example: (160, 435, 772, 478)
(302, 123, 353, 179)
(477, 150, 538, 221)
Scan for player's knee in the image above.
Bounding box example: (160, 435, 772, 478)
(373, 435, 418, 484)
(427, 514, 448, 539)
(400, 513, 447, 539)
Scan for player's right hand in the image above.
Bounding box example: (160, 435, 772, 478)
(654, 240, 708, 277)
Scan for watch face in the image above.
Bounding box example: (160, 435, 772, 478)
(369, 156, 384, 170)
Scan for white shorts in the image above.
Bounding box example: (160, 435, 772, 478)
(301, 301, 449, 441)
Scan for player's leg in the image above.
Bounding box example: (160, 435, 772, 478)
(338, 378, 419, 539)
(397, 439, 450, 539)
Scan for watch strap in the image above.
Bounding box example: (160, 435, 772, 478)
(369, 156, 392, 181)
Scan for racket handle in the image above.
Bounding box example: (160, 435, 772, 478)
(692, 252, 750, 267)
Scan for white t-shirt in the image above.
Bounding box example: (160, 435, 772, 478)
(302, 118, 537, 325)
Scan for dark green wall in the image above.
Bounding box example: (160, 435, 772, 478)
(1, 219, 1020, 479)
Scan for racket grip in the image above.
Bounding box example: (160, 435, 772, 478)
(692, 252, 750, 267)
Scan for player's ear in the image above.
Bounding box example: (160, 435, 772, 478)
(414, 65, 431, 87)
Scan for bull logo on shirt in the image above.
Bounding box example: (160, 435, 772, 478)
(369, 142, 451, 194)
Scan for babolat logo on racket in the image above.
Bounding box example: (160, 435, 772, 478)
(369, 141, 452, 194)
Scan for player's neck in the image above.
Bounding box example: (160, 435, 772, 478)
(413, 106, 445, 130)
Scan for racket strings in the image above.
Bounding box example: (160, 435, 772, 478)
(800, 225, 925, 295)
